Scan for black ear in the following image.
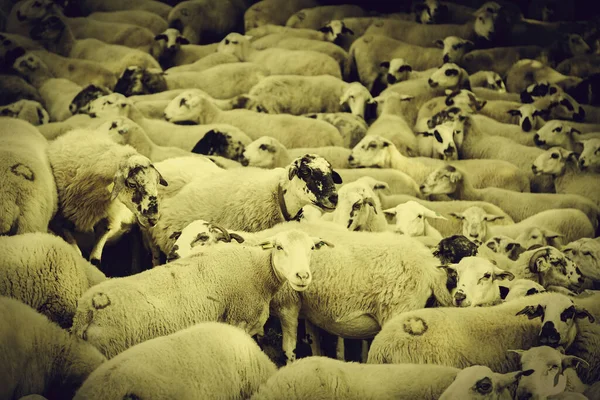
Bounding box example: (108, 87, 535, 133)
(445, 68, 459, 77)
(507, 110, 521, 117)
(318, 26, 333, 33)
(573, 107, 586, 122)
(445, 97, 455, 106)
(154, 34, 168, 41)
(549, 86, 558, 95)
(342, 26, 354, 35)
(304, 113, 317, 119)
(332, 170, 342, 184)
(380, 61, 390, 69)
(499, 285, 510, 299)
(176, 36, 190, 45)
(516, 305, 544, 319)
(434, 130, 443, 143)
(191, 130, 228, 156)
(399, 65, 412, 72)
(288, 164, 298, 180)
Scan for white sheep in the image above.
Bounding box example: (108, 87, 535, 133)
(534, 121, 600, 152)
(73, 322, 276, 400)
(0, 233, 106, 328)
(367, 292, 594, 371)
(47, 128, 168, 266)
(367, 92, 418, 157)
(502, 279, 547, 303)
(163, 52, 240, 74)
(469, 70, 507, 92)
(285, 4, 367, 29)
(506, 59, 583, 94)
(149, 28, 220, 69)
(217, 32, 342, 79)
(301, 112, 368, 148)
(439, 366, 531, 400)
(532, 147, 600, 207)
(562, 238, 600, 284)
(372, 57, 436, 95)
(76, 0, 172, 19)
(250, 356, 460, 400)
(244, 0, 319, 31)
(245, 23, 333, 42)
(0, 99, 48, 126)
(384, 200, 446, 242)
(241, 136, 351, 169)
(578, 138, 600, 172)
(0, 118, 57, 235)
(415, 121, 461, 160)
(0, 296, 106, 400)
(335, 169, 422, 197)
(233, 75, 373, 118)
(420, 165, 600, 228)
(348, 135, 531, 193)
(88, 10, 168, 35)
(71, 229, 329, 358)
(163, 90, 344, 148)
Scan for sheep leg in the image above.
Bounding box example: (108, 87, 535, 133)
(89, 218, 117, 267)
(304, 319, 322, 357)
(336, 337, 345, 361)
(277, 304, 301, 364)
(361, 340, 370, 363)
(140, 228, 161, 267)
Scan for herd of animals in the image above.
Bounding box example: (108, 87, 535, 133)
(2, 0, 600, 398)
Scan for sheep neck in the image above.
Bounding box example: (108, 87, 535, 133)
(277, 182, 301, 221)
(554, 157, 581, 187)
(52, 21, 76, 57)
(386, 145, 420, 170)
(450, 175, 482, 201)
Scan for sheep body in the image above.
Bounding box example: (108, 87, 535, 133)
(0, 99, 49, 126)
(244, 0, 319, 31)
(302, 112, 368, 148)
(461, 45, 546, 76)
(73, 322, 276, 400)
(285, 5, 367, 30)
(88, 10, 168, 35)
(0, 118, 57, 235)
(78, 0, 172, 19)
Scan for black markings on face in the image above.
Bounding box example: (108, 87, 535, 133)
(560, 306, 575, 322)
(403, 317, 428, 335)
(70, 84, 112, 115)
(291, 155, 336, 199)
(191, 130, 229, 157)
(10, 163, 34, 181)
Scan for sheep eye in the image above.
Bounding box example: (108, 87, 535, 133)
(276, 245, 283, 251)
(352, 202, 361, 210)
(553, 127, 562, 132)
(531, 235, 539, 239)
(258, 144, 268, 150)
(224, 39, 230, 45)
(179, 98, 187, 107)
(583, 251, 591, 256)
(483, 273, 491, 279)
(551, 153, 559, 159)
(126, 181, 136, 189)
(417, 214, 423, 219)
(231, 40, 238, 45)
(550, 365, 559, 370)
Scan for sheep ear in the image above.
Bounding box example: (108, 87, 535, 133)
(562, 355, 589, 370)
(449, 212, 464, 220)
(484, 214, 504, 222)
(288, 165, 298, 180)
(229, 233, 245, 243)
(318, 25, 333, 33)
(507, 109, 521, 117)
(383, 208, 397, 217)
(312, 237, 334, 249)
(110, 172, 125, 201)
(516, 304, 544, 320)
(154, 33, 168, 41)
(507, 349, 525, 358)
(176, 36, 190, 45)
(244, 35, 253, 41)
(434, 39, 444, 48)
(152, 165, 168, 187)
(380, 61, 390, 69)
(332, 170, 342, 184)
(575, 307, 595, 323)
(492, 266, 514, 281)
(372, 180, 389, 190)
(341, 26, 354, 35)
(258, 240, 274, 250)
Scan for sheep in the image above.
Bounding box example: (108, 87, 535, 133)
(366, 92, 418, 157)
(533, 121, 600, 152)
(0, 74, 43, 106)
(438, 366, 531, 400)
(502, 278, 547, 302)
(166, 0, 247, 45)
(415, 121, 461, 160)
(448, 205, 507, 245)
(520, 82, 586, 122)
(163, 52, 240, 74)
(469, 70, 507, 92)
(410, 0, 479, 25)
(30, 14, 161, 76)
(88, 10, 168, 35)
(0, 232, 106, 328)
(335, 169, 422, 197)
(532, 147, 600, 208)
(286, 5, 367, 30)
(433, 234, 480, 265)
(510, 346, 589, 399)
(71, 229, 329, 358)
(217, 32, 342, 79)
(113, 63, 269, 99)
(562, 238, 600, 283)
(249, 356, 460, 400)
(47, 128, 168, 266)
(384, 200, 445, 242)
(578, 138, 600, 172)
(84, 93, 253, 159)
(245, 23, 333, 42)
(241, 136, 351, 169)
(162, 90, 344, 148)
(506, 59, 583, 94)
(233, 75, 373, 118)
(0, 118, 57, 235)
(0, 297, 107, 400)
(243, 0, 319, 31)
(77, 0, 172, 20)
(366, 292, 594, 371)
(0, 99, 48, 126)
(460, 45, 546, 76)
(302, 112, 368, 148)
(515, 226, 565, 250)
(420, 165, 600, 228)
(372, 58, 437, 96)
(557, 54, 600, 79)
(149, 29, 223, 70)
(348, 135, 531, 193)
(73, 322, 276, 400)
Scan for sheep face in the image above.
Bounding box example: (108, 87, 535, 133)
(191, 129, 249, 161)
(286, 154, 342, 212)
(167, 219, 245, 261)
(339, 83, 373, 119)
(318, 20, 354, 44)
(380, 58, 412, 84)
(435, 36, 473, 64)
(564, 34, 592, 57)
(445, 257, 514, 307)
(11, 52, 50, 80)
(433, 235, 479, 265)
(485, 236, 525, 261)
(167, 2, 204, 44)
(516, 227, 563, 250)
(516, 293, 594, 349)
(507, 104, 544, 132)
(578, 138, 600, 171)
(87, 93, 131, 119)
(259, 230, 332, 292)
(426, 122, 460, 161)
(164, 91, 206, 124)
(481, 71, 506, 93)
(110, 155, 168, 229)
(531, 146, 574, 176)
(28, 14, 65, 43)
(114, 66, 167, 97)
(510, 346, 588, 400)
(562, 238, 600, 282)
(217, 33, 252, 61)
(443, 90, 487, 112)
(521, 82, 561, 104)
(473, 6, 501, 42)
(96, 118, 144, 148)
(332, 186, 378, 231)
(348, 135, 394, 168)
(384, 200, 446, 236)
(533, 121, 579, 149)
(414, 0, 448, 24)
(428, 64, 469, 91)
(154, 28, 189, 57)
(13, 0, 55, 23)
(420, 165, 462, 196)
(69, 84, 113, 115)
(439, 365, 527, 400)
(450, 206, 504, 245)
(530, 246, 585, 291)
(0, 100, 48, 126)
(241, 137, 282, 168)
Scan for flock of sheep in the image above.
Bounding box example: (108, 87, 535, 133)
(1, 0, 600, 398)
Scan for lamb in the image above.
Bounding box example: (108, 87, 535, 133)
(366, 292, 594, 371)
(562, 238, 600, 283)
(0, 297, 107, 400)
(166, 0, 247, 45)
(233, 75, 373, 118)
(506, 59, 583, 94)
(30, 14, 161, 76)
(71, 229, 329, 358)
(578, 138, 600, 172)
(243, 0, 319, 31)
(384, 200, 445, 242)
(415, 121, 460, 160)
(0, 99, 48, 126)
(76, 0, 172, 20)
(0, 118, 57, 235)
(348, 135, 531, 193)
(420, 165, 600, 228)
(114, 62, 268, 99)
(88, 10, 168, 35)
(532, 147, 600, 207)
(0, 233, 106, 328)
(302, 112, 368, 148)
(285, 5, 367, 29)
(533, 121, 600, 152)
(163, 90, 344, 148)
(367, 92, 418, 157)
(73, 322, 276, 400)
(439, 366, 531, 400)
(249, 356, 460, 400)
(217, 32, 342, 79)
(47, 128, 168, 266)
(450, 206, 594, 246)
(241, 136, 351, 169)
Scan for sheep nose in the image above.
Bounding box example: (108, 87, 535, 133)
(419, 184, 426, 191)
(328, 193, 338, 205)
(296, 271, 310, 280)
(348, 155, 354, 162)
(454, 291, 466, 305)
(428, 78, 434, 85)
(147, 218, 157, 227)
(579, 159, 587, 168)
(540, 322, 560, 347)
(444, 147, 455, 155)
(518, 392, 533, 400)
(443, 54, 450, 63)
(240, 158, 249, 166)
(522, 117, 532, 132)
(531, 165, 538, 173)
